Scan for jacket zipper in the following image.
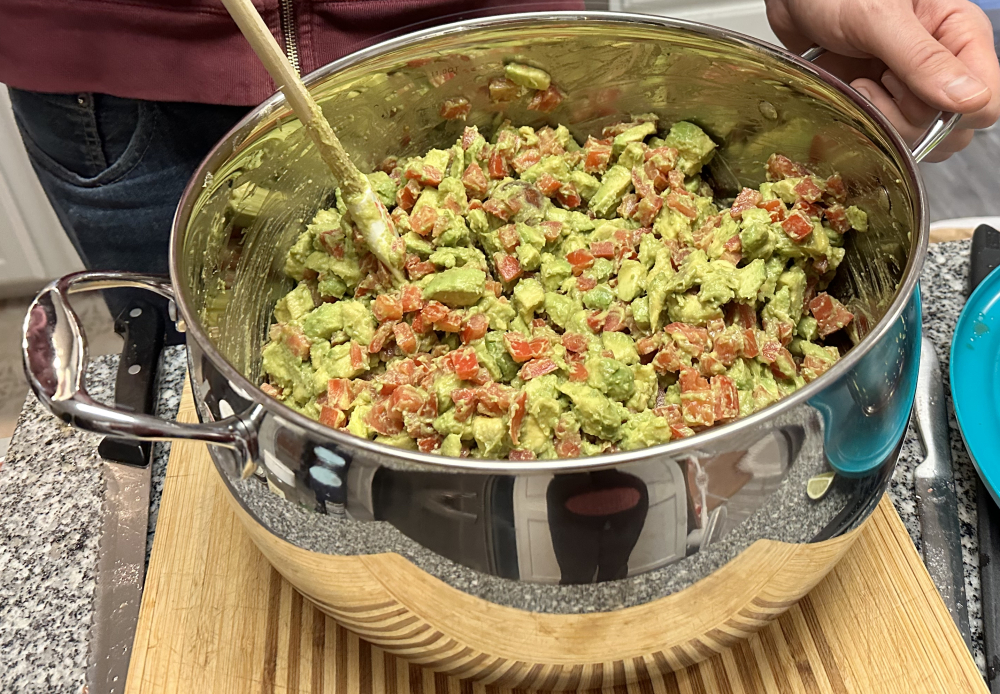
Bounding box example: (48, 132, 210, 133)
(279, 0, 301, 75)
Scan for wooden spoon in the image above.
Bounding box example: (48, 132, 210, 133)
(219, 0, 403, 281)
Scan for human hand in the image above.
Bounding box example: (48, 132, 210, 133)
(765, 0, 1000, 161)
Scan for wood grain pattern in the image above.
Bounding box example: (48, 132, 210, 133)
(125, 384, 986, 693)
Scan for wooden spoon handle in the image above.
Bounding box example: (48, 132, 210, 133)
(218, 0, 367, 197)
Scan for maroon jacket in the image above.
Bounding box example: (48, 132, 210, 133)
(0, 0, 582, 106)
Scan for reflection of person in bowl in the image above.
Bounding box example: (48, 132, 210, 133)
(0, 0, 997, 305)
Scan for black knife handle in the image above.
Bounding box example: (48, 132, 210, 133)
(969, 225, 1000, 690)
(97, 301, 166, 467)
(968, 224, 1000, 296)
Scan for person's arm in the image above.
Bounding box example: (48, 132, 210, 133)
(765, 0, 1000, 161)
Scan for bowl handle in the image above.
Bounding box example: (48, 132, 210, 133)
(798, 45, 960, 163)
(23, 271, 257, 462)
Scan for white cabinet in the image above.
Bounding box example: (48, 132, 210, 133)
(610, 0, 782, 45)
(0, 87, 84, 298)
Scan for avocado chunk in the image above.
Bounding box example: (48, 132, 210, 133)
(504, 63, 551, 90)
(423, 267, 486, 307)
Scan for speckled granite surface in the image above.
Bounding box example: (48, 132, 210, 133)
(0, 242, 986, 692)
(0, 347, 185, 694)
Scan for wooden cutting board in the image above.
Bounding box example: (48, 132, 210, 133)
(124, 385, 986, 693)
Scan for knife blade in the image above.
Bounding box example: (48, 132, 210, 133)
(914, 334, 973, 651)
(88, 301, 165, 694)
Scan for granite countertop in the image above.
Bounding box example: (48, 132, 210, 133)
(0, 240, 986, 691)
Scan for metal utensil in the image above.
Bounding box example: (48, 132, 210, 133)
(88, 301, 165, 694)
(914, 334, 973, 650)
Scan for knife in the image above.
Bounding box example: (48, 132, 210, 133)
(914, 333, 973, 651)
(88, 300, 165, 694)
(969, 224, 1000, 690)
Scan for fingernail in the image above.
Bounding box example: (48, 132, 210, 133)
(854, 84, 872, 102)
(881, 72, 903, 98)
(944, 75, 989, 104)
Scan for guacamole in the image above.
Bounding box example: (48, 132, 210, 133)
(261, 117, 863, 460)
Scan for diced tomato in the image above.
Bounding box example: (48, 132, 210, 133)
(462, 163, 489, 197)
(541, 220, 563, 242)
(488, 149, 509, 179)
(809, 293, 854, 337)
(617, 194, 639, 220)
(389, 384, 425, 417)
(405, 164, 443, 187)
(282, 326, 312, 360)
(794, 177, 824, 203)
(730, 187, 763, 219)
(537, 173, 563, 197)
(666, 192, 698, 219)
(561, 332, 589, 353)
(319, 406, 346, 429)
(393, 322, 418, 354)
(712, 375, 739, 421)
(439, 97, 471, 120)
(590, 241, 615, 259)
(498, 224, 520, 252)
(260, 383, 282, 398)
(711, 331, 740, 367)
(603, 308, 625, 333)
(511, 148, 541, 173)
(826, 173, 847, 202)
(421, 300, 450, 323)
(434, 310, 464, 333)
(583, 139, 613, 174)
(667, 169, 686, 193)
(396, 179, 421, 212)
(555, 434, 582, 458)
(792, 200, 821, 219)
(635, 195, 663, 227)
(326, 379, 352, 410)
(488, 76, 520, 102)
(519, 358, 558, 380)
(645, 146, 679, 174)
(769, 347, 798, 380)
(410, 205, 438, 237)
(461, 313, 490, 344)
(692, 215, 721, 251)
(350, 341, 366, 371)
(451, 349, 480, 380)
(589, 312, 613, 335)
(759, 339, 782, 364)
(372, 294, 404, 323)
(369, 321, 395, 353)
(576, 276, 597, 291)
(405, 258, 436, 280)
(482, 198, 511, 221)
(365, 402, 402, 436)
(652, 343, 684, 374)
(509, 449, 537, 461)
(567, 361, 588, 382)
(655, 404, 695, 439)
(781, 212, 813, 241)
(566, 248, 595, 276)
(451, 388, 478, 422)
(766, 153, 808, 180)
(555, 183, 582, 209)
(399, 285, 423, 313)
(494, 253, 523, 283)
(757, 198, 786, 222)
(527, 85, 564, 113)
(485, 280, 503, 298)
(636, 335, 661, 356)
(537, 127, 565, 156)
(462, 126, 480, 150)
(418, 436, 442, 453)
(509, 391, 527, 446)
(666, 323, 710, 356)
(802, 350, 839, 383)
(824, 203, 851, 233)
(503, 332, 549, 362)
(476, 382, 514, 416)
(741, 329, 759, 359)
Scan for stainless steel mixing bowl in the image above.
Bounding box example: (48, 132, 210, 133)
(24, 11, 946, 686)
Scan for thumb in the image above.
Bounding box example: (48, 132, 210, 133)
(853, 8, 990, 113)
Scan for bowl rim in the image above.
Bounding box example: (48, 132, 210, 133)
(170, 10, 928, 474)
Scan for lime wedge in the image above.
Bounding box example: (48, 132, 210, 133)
(807, 472, 836, 500)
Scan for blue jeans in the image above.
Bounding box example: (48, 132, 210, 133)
(8, 88, 249, 335)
